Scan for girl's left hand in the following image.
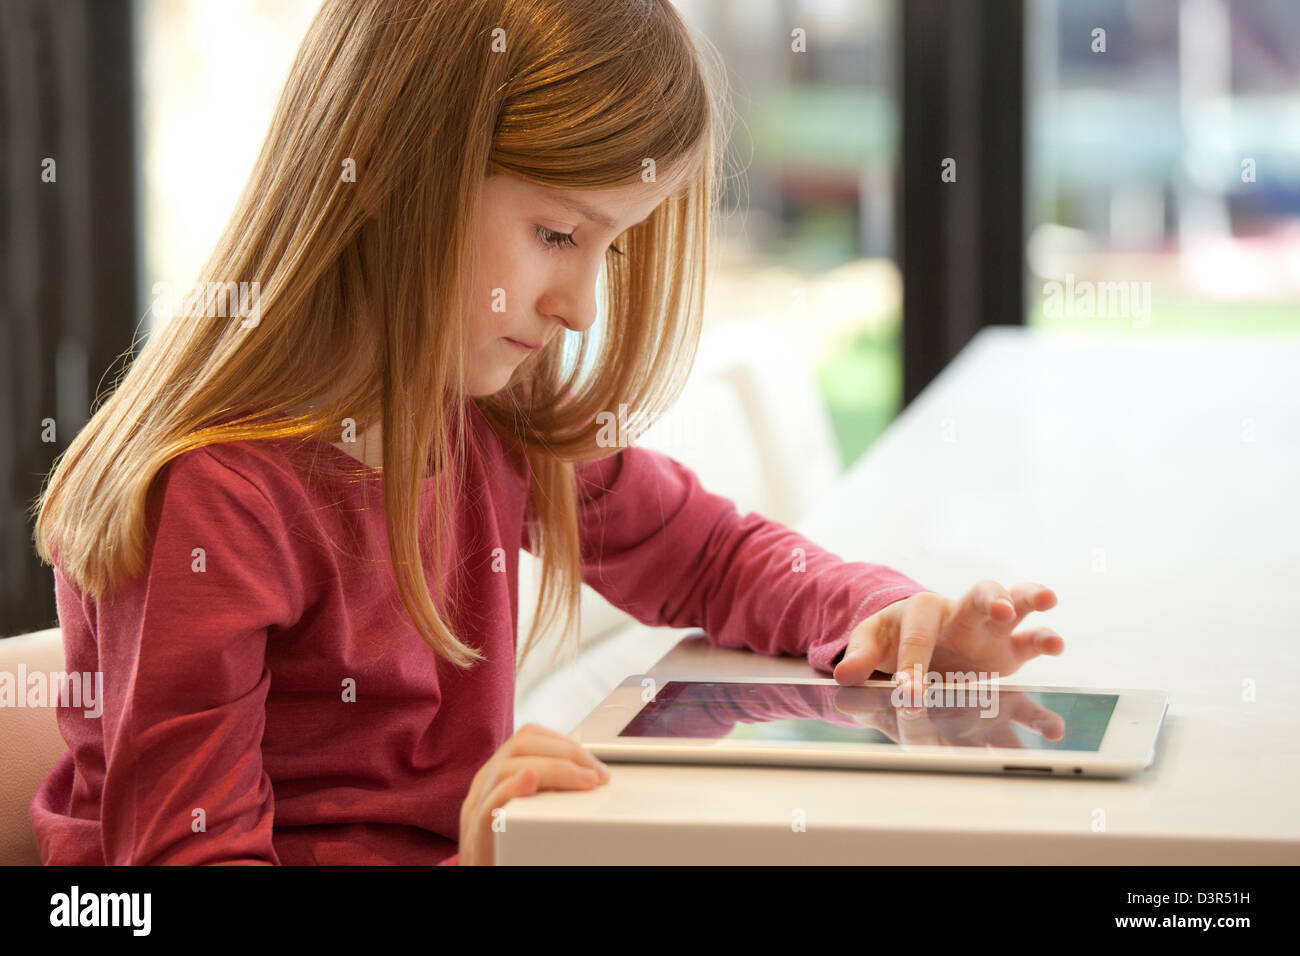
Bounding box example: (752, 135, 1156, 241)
(832, 580, 1064, 687)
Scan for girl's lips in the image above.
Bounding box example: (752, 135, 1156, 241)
(505, 337, 540, 352)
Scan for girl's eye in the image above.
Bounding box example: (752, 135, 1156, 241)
(536, 226, 624, 256)
(536, 226, 577, 250)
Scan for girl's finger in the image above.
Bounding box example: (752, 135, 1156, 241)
(833, 611, 889, 685)
(1007, 582, 1057, 627)
(515, 721, 580, 742)
(833, 686, 903, 740)
(475, 768, 539, 866)
(1006, 692, 1066, 740)
(948, 580, 1016, 641)
(893, 697, 941, 747)
(488, 767, 537, 809)
(492, 766, 541, 807)
(499, 755, 609, 791)
(1008, 626, 1065, 660)
(895, 595, 944, 700)
(504, 727, 609, 776)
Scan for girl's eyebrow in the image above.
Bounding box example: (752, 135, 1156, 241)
(542, 190, 651, 230)
(545, 192, 616, 228)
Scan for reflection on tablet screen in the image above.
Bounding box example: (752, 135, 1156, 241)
(617, 681, 1118, 751)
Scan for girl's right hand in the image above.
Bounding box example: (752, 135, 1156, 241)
(457, 722, 611, 866)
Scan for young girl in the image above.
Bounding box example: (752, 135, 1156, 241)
(30, 0, 1063, 867)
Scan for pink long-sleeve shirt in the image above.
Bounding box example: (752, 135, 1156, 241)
(30, 401, 927, 865)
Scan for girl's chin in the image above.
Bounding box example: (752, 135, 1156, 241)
(464, 365, 517, 398)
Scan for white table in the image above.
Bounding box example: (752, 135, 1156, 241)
(496, 326, 1300, 864)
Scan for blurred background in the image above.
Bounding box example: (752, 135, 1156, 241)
(3, 0, 1299, 634)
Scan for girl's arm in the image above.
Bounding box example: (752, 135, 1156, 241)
(557, 444, 930, 672)
(79, 447, 301, 864)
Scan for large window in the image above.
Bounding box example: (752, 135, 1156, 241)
(137, 0, 323, 330)
(1026, 0, 1300, 332)
(675, 0, 901, 465)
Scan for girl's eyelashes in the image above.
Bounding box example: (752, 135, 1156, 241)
(536, 226, 575, 251)
(535, 226, 624, 256)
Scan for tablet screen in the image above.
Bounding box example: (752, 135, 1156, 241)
(618, 681, 1118, 751)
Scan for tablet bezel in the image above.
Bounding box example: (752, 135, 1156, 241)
(570, 675, 1170, 778)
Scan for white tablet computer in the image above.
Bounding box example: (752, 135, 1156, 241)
(572, 675, 1170, 778)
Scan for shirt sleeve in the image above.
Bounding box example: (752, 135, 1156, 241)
(87, 446, 302, 864)
(562, 444, 932, 674)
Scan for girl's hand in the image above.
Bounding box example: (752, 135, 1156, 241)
(458, 722, 610, 866)
(832, 580, 1063, 688)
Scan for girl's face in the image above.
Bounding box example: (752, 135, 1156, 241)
(463, 173, 679, 396)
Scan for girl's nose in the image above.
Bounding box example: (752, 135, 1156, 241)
(551, 288, 600, 335)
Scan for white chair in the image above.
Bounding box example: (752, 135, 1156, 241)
(0, 627, 67, 866)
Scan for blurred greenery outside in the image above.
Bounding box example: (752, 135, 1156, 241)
(742, 86, 902, 470)
(813, 317, 900, 470)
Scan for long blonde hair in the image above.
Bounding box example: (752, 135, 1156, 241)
(32, 0, 729, 671)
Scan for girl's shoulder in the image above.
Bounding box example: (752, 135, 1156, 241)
(158, 436, 341, 521)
